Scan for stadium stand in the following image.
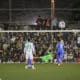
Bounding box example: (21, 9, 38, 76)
(0, 32, 80, 63)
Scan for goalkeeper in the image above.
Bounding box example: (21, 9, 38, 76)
(40, 50, 53, 63)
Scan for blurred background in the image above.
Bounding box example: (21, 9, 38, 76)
(0, 0, 80, 30)
(0, 32, 80, 63)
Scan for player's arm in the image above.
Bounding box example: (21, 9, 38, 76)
(23, 48, 26, 60)
(33, 48, 36, 56)
(56, 43, 58, 51)
(32, 43, 36, 56)
(24, 44, 26, 55)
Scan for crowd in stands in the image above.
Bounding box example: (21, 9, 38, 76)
(36, 15, 66, 30)
(0, 32, 80, 63)
(0, 16, 65, 30)
(0, 15, 79, 30)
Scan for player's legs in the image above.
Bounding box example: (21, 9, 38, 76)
(57, 50, 64, 66)
(25, 53, 35, 69)
(57, 54, 64, 66)
(25, 54, 29, 69)
(25, 53, 32, 69)
(57, 54, 60, 65)
(30, 55, 36, 69)
(57, 53, 62, 66)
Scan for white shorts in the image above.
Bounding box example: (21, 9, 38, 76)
(25, 52, 33, 60)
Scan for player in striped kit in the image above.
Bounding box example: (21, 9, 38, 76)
(24, 38, 36, 69)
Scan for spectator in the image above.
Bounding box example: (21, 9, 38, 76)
(58, 20, 66, 30)
(36, 16, 43, 30)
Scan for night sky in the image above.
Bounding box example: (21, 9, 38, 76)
(0, 0, 80, 25)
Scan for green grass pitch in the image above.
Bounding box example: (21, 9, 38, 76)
(0, 63, 80, 80)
